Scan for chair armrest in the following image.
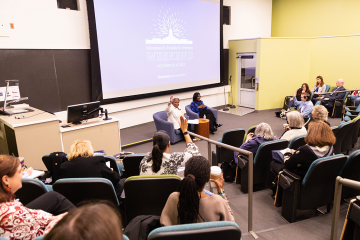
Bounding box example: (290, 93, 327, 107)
(283, 169, 301, 181)
(155, 117, 175, 132)
(335, 99, 344, 106)
(349, 110, 360, 114)
(186, 109, 199, 120)
(280, 169, 301, 192)
(347, 106, 357, 110)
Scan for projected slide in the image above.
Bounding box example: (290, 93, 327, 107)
(93, 0, 220, 99)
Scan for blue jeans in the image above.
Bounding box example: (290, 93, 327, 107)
(350, 95, 360, 107)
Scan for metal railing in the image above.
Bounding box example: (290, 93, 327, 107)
(188, 131, 258, 239)
(331, 177, 360, 240)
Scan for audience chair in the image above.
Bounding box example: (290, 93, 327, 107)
(325, 84, 331, 93)
(288, 134, 306, 150)
(153, 111, 184, 144)
(53, 178, 119, 206)
(333, 121, 354, 154)
(340, 196, 360, 240)
(280, 154, 347, 223)
(343, 104, 360, 121)
(122, 154, 145, 178)
(185, 104, 218, 121)
(42, 152, 68, 183)
(340, 150, 360, 200)
(94, 153, 121, 174)
(148, 221, 241, 240)
(238, 139, 289, 193)
(341, 117, 360, 154)
(315, 89, 349, 118)
(124, 175, 181, 225)
(15, 179, 50, 205)
(243, 125, 257, 143)
(216, 128, 245, 166)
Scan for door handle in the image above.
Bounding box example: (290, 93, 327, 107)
(251, 77, 255, 87)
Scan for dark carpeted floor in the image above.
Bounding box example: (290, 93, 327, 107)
(120, 109, 358, 239)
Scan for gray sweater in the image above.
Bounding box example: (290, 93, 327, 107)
(160, 192, 235, 226)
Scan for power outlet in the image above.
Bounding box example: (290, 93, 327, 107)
(229, 92, 232, 96)
(0, 23, 10, 37)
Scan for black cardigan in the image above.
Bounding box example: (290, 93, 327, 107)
(60, 156, 121, 187)
(285, 145, 333, 179)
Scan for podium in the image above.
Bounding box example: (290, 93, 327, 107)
(0, 107, 63, 170)
(0, 107, 121, 170)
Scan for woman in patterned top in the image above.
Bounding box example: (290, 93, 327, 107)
(140, 116, 200, 175)
(0, 155, 75, 240)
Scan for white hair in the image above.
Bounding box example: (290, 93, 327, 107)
(287, 111, 305, 128)
(254, 123, 275, 140)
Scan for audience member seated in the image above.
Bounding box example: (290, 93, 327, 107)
(280, 111, 307, 141)
(60, 140, 123, 199)
(44, 201, 123, 240)
(350, 88, 360, 107)
(304, 105, 330, 130)
(0, 155, 75, 240)
(190, 92, 222, 134)
(270, 121, 335, 181)
(160, 156, 234, 225)
(292, 92, 313, 118)
(165, 95, 184, 132)
(319, 78, 346, 111)
(140, 116, 200, 175)
(287, 83, 311, 110)
(234, 123, 276, 163)
(311, 75, 327, 104)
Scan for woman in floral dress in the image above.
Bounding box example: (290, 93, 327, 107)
(0, 155, 75, 240)
(140, 116, 200, 175)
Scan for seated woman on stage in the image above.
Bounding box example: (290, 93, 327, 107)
(0, 155, 75, 240)
(311, 75, 327, 104)
(190, 92, 222, 134)
(140, 116, 200, 175)
(292, 92, 314, 118)
(287, 83, 311, 110)
(234, 123, 276, 163)
(44, 202, 123, 240)
(280, 111, 307, 141)
(160, 156, 234, 225)
(60, 140, 123, 199)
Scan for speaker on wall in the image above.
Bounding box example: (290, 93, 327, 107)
(57, 0, 78, 11)
(223, 6, 230, 25)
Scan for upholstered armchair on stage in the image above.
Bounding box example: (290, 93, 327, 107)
(153, 111, 184, 144)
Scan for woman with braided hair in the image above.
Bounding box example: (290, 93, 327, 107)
(140, 116, 200, 175)
(160, 156, 235, 225)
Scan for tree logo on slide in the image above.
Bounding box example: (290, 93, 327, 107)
(146, 7, 192, 45)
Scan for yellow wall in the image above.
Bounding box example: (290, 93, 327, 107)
(309, 35, 360, 90)
(272, 0, 360, 37)
(229, 35, 360, 110)
(257, 38, 312, 110)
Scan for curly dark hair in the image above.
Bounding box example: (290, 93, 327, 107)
(150, 131, 170, 173)
(192, 92, 200, 102)
(177, 156, 210, 224)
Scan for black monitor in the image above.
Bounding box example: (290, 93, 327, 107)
(67, 101, 101, 124)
